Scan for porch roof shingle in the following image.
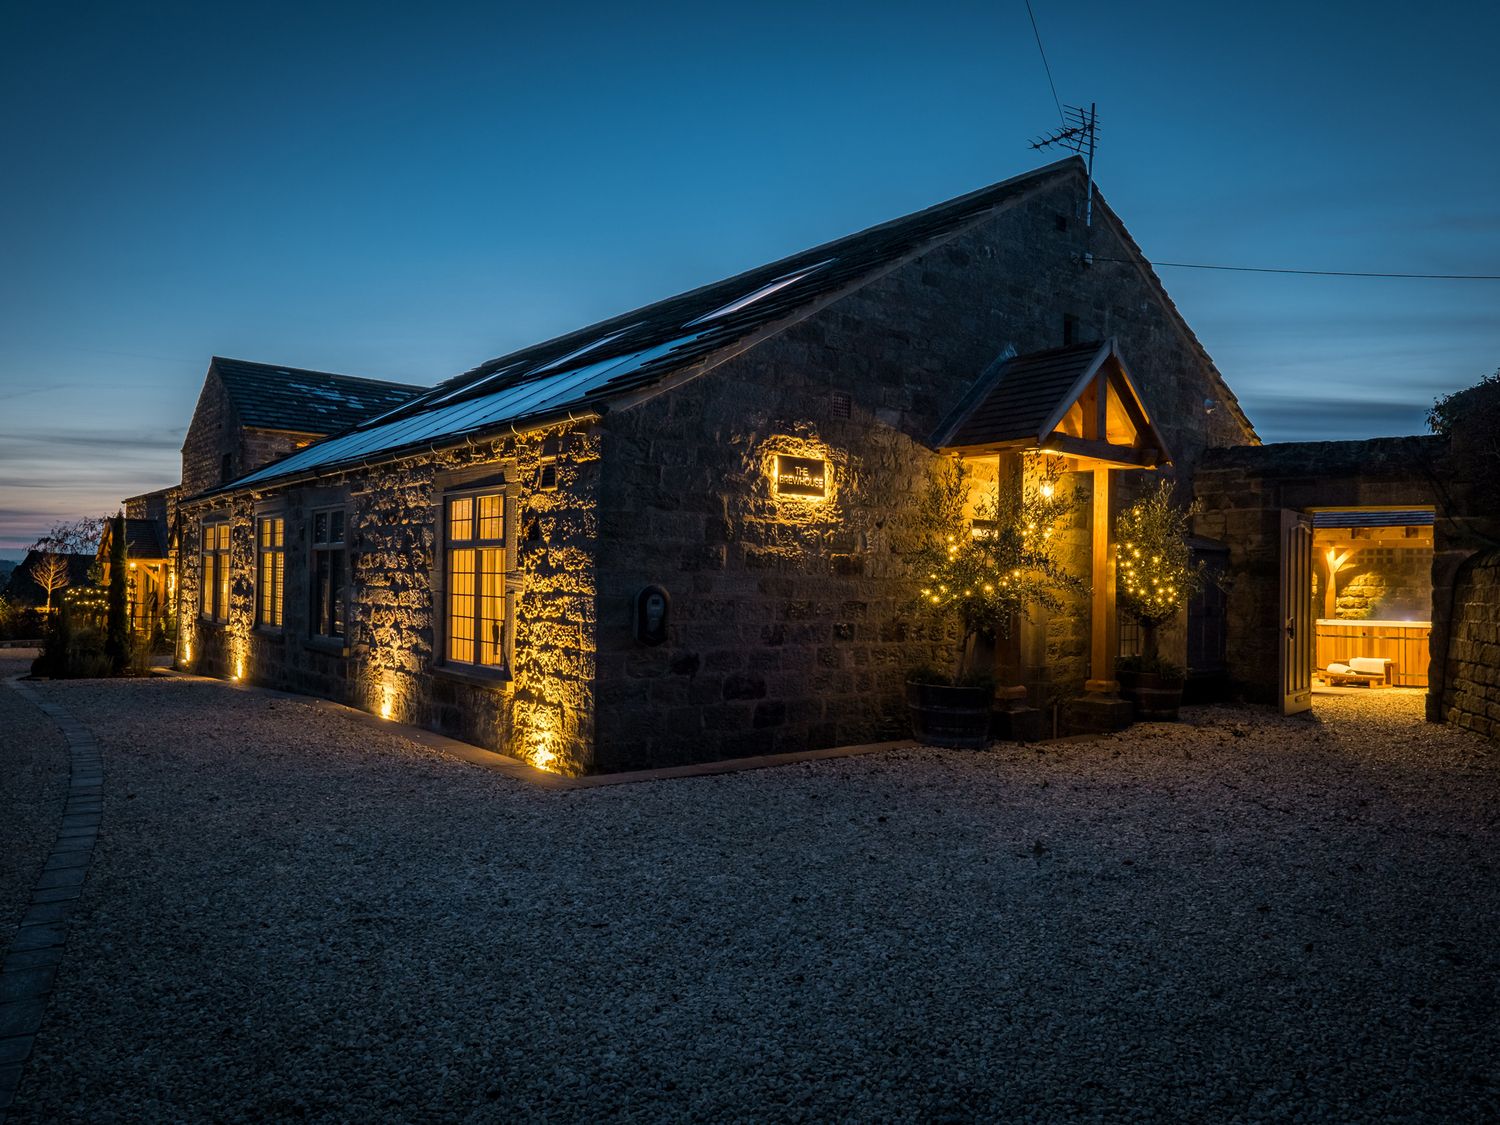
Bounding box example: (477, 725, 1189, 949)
(933, 339, 1110, 450)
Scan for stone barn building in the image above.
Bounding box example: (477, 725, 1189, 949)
(172, 157, 1259, 774)
(120, 358, 426, 636)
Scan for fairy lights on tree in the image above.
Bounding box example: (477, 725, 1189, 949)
(911, 453, 1083, 680)
(1114, 479, 1204, 667)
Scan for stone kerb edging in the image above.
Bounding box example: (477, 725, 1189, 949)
(0, 679, 103, 1119)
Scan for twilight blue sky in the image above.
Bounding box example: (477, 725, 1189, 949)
(2, 0, 1497, 553)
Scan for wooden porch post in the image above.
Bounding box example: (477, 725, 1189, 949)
(1085, 464, 1119, 694)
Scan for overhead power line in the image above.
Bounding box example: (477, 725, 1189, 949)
(1092, 257, 1500, 281)
(1023, 0, 1064, 126)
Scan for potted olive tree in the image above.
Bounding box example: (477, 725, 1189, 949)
(906, 455, 1083, 747)
(1114, 480, 1205, 721)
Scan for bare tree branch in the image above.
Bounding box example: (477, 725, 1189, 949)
(28, 552, 71, 612)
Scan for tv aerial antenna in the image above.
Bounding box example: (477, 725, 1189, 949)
(1030, 103, 1099, 245)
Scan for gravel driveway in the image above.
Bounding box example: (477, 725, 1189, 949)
(0, 651, 67, 951)
(2, 674, 1495, 1122)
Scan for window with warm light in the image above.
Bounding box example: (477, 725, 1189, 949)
(257, 516, 285, 628)
(200, 520, 230, 622)
(311, 508, 347, 640)
(445, 490, 509, 671)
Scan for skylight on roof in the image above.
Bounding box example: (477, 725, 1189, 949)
(529, 325, 640, 376)
(227, 330, 710, 491)
(684, 260, 835, 328)
(423, 361, 527, 409)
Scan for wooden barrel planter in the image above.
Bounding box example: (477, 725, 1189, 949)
(1118, 670, 1186, 722)
(907, 681, 991, 749)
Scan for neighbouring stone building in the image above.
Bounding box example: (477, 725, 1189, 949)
(120, 358, 425, 637)
(169, 158, 1262, 774)
(181, 356, 426, 497)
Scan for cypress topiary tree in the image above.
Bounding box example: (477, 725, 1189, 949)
(104, 512, 130, 674)
(1114, 480, 1204, 672)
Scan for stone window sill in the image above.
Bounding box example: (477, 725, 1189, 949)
(303, 636, 350, 659)
(252, 626, 285, 641)
(433, 663, 513, 691)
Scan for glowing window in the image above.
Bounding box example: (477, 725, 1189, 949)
(257, 516, 285, 628)
(446, 490, 508, 670)
(199, 520, 230, 623)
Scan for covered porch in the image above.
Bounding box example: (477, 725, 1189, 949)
(98, 517, 173, 640)
(932, 338, 1174, 730)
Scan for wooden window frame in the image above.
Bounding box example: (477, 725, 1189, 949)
(439, 483, 517, 680)
(309, 506, 348, 642)
(256, 515, 286, 630)
(199, 518, 230, 623)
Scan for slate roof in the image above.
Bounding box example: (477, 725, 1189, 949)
(223, 156, 1252, 493)
(118, 518, 168, 559)
(933, 339, 1111, 449)
(211, 357, 425, 435)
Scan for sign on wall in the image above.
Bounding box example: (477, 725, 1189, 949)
(775, 455, 827, 500)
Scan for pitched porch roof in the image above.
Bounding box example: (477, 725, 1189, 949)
(98, 518, 168, 562)
(931, 338, 1172, 468)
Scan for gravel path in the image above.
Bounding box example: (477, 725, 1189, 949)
(0, 651, 68, 951)
(4, 677, 1496, 1122)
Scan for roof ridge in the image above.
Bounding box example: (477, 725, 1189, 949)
(210, 356, 425, 392)
(384, 157, 1086, 423)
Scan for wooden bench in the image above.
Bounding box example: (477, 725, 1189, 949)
(1320, 668, 1385, 687)
(1320, 658, 1395, 687)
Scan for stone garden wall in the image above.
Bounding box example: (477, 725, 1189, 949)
(1442, 550, 1500, 740)
(591, 173, 1253, 771)
(1193, 438, 1444, 705)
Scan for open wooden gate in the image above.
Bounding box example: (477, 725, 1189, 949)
(1279, 509, 1314, 715)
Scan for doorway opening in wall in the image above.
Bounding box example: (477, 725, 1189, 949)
(1308, 508, 1434, 698)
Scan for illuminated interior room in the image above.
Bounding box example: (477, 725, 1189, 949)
(1311, 510, 1434, 691)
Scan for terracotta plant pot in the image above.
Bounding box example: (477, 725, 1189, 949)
(1118, 669, 1186, 722)
(906, 680, 991, 749)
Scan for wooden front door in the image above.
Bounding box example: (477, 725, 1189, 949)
(1279, 510, 1314, 715)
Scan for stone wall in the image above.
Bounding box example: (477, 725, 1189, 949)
(177, 422, 600, 774)
(181, 371, 240, 498)
(1442, 551, 1500, 740)
(1332, 548, 1429, 620)
(592, 174, 1254, 770)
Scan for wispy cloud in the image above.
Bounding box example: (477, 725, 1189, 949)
(1246, 395, 1431, 443)
(0, 427, 184, 455)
